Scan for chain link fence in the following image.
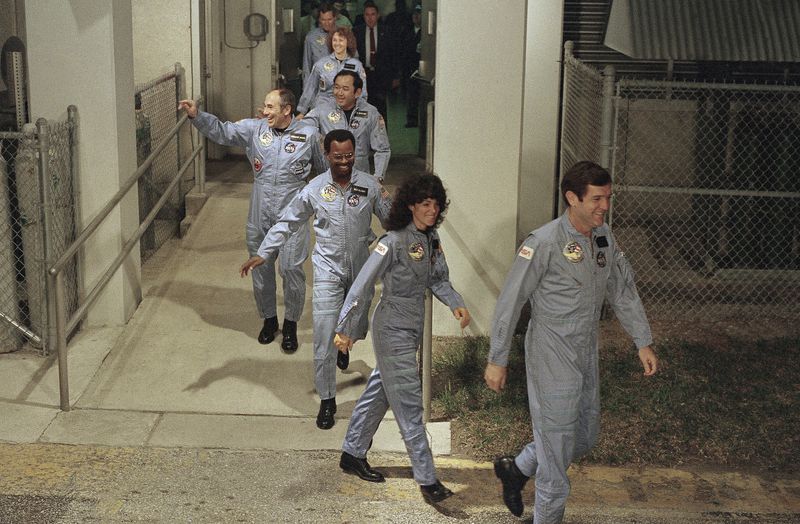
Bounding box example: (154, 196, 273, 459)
(561, 42, 800, 322)
(0, 114, 79, 355)
(135, 64, 194, 262)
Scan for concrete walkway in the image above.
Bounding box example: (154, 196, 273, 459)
(0, 158, 446, 455)
(0, 160, 798, 523)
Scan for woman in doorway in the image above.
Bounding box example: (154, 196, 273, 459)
(333, 173, 471, 505)
(297, 26, 367, 116)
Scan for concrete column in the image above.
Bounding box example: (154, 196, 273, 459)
(25, 0, 141, 326)
(432, 0, 527, 335)
(519, 0, 564, 235)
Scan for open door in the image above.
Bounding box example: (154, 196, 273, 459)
(416, 0, 436, 162)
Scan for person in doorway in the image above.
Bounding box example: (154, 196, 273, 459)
(484, 161, 659, 523)
(354, 0, 401, 124)
(333, 173, 471, 505)
(178, 90, 323, 352)
(298, 26, 368, 117)
(303, 70, 390, 181)
(404, 4, 422, 127)
(240, 129, 391, 430)
(303, 2, 340, 81)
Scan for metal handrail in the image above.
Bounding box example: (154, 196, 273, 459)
(49, 99, 204, 410)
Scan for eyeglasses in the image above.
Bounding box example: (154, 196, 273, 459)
(331, 152, 354, 161)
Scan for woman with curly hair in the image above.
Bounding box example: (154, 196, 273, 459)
(333, 173, 471, 504)
(297, 26, 368, 116)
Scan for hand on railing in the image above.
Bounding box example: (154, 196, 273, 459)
(177, 99, 198, 119)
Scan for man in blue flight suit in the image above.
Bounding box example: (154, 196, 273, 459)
(484, 161, 659, 524)
(178, 90, 323, 352)
(303, 70, 390, 181)
(240, 129, 391, 430)
(303, 2, 338, 81)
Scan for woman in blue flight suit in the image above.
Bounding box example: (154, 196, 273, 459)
(333, 173, 471, 504)
(297, 26, 368, 116)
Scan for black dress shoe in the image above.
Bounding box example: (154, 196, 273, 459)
(316, 398, 336, 429)
(420, 480, 453, 504)
(339, 452, 385, 483)
(257, 316, 279, 344)
(281, 319, 298, 352)
(336, 350, 349, 370)
(494, 456, 529, 517)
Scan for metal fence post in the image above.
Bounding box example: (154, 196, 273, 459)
(67, 105, 83, 302)
(54, 270, 70, 410)
(35, 117, 57, 353)
(600, 65, 616, 170)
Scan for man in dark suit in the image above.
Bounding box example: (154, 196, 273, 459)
(354, 1, 400, 124)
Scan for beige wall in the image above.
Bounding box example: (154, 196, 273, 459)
(431, 0, 528, 335)
(519, 0, 564, 238)
(132, 0, 193, 88)
(25, 0, 141, 326)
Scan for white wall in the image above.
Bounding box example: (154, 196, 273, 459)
(432, 0, 528, 335)
(25, 0, 141, 326)
(518, 0, 564, 237)
(132, 0, 193, 87)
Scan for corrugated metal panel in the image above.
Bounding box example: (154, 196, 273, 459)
(563, 0, 699, 78)
(605, 0, 800, 62)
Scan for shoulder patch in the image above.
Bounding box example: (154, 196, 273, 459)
(375, 241, 388, 256)
(518, 246, 534, 260)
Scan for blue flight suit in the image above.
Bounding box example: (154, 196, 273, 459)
(192, 112, 323, 322)
(337, 224, 466, 485)
(297, 54, 368, 115)
(257, 169, 391, 400)
(488, 212, 653, 524)
(302, 27, 329, 81)
(304, 97, 391, 180)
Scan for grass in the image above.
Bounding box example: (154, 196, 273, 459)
(431, 333, 800, 473)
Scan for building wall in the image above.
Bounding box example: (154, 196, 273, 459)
(431, 0, 528, 335)
(132, 0, 193, 87)
(25, 0, 141, 326)
(519, 0, 565, 237)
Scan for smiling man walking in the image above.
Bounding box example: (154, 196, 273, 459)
(484, 160, 659, 523)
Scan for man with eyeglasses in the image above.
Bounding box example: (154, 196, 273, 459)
(303, 70, 390, 182)
(240, 129, 391, 430)
(179, 90, 323, 353)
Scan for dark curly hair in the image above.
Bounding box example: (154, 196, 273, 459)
(386, 173, 449, 231)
